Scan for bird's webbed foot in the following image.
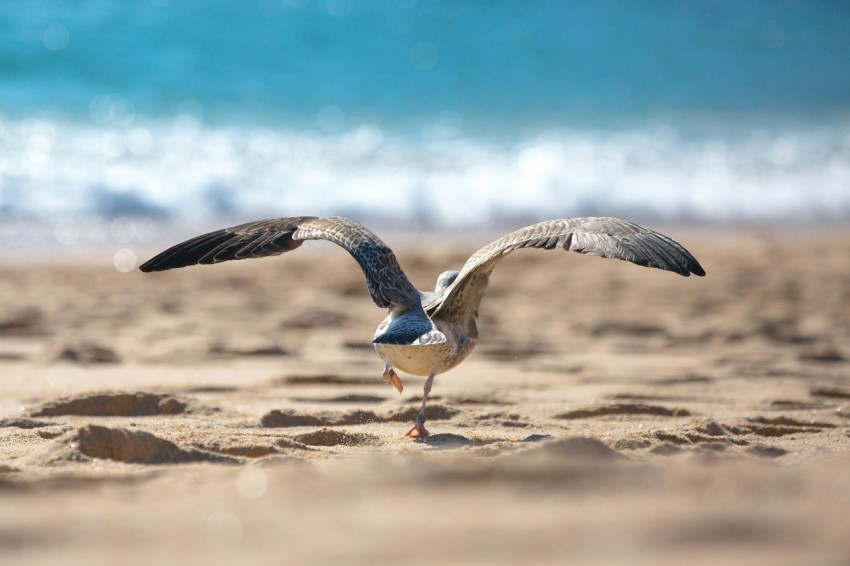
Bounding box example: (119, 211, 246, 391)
(382, 366, 404, 394)
(404, 413, 429, 438)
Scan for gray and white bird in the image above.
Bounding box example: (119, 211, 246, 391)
(140, 216, 705, 437)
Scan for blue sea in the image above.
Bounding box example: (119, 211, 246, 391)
(1, 0, 849, 246)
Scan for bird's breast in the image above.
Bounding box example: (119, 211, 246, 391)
(374, 339, 476, 376)
(373, 311, 477, 377)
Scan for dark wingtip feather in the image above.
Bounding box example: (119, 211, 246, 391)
(642, 232, 706, 278)
(138, 231, 237, 273)
(673, 242, 706, 277)
(138, 260, 158, 273)
(138, 253, 176, 273)
(689, 260, 706, 277)
(665, 254, 705, 277)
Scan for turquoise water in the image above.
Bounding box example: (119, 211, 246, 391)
(1, 0, 849, 235)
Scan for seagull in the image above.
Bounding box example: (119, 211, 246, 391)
(140, 216, 705, 437)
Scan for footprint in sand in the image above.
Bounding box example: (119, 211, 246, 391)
(208, 343, 291, 358)
(260, 410, 331, 427)
(33, 425, 237, 465)
(404, 433, 474, 449)
(290, 394, 387, 404)
(277, 374, 377, 387)
(632, 419, 800, 459)
(0, 417, 54, 429)
(293, 428, 380, 447)
(451, 396, 511, 406)
(192, 442, 280, 458)
(798, 348, 845, 363)
(745, 445, 787, 458)
(744, 416, 836, 437)
(767, 399, 829, 410)
(29, 392, 189, 417)
(474, 411, 531, 429)
(810, 387, 850, 400)
(260, 405, 458, 428)
(0, 308, 46, 337)
(587, 320, 669, 338)
(282, 309, 349, 329)
(556, 403, 691, 419)
(650, 374, 713, 386)
(54, 342, 121, 364)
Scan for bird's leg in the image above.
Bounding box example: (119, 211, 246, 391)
(382, 365, 404, 394)
(405, 371, 435, 438)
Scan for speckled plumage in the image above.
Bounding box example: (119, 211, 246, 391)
(140, 215, 705, 436)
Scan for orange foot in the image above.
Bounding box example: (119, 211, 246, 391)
(383, 368, 404, 394)
(404, 418, 429, 438)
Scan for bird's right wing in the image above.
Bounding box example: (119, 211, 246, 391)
(139, 216, 420, 309)
(426, 217, 705, 322)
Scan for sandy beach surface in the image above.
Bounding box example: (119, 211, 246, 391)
(1, 225, 848, 565)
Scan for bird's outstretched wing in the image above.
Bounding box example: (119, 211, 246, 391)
(139, 216, 419, 308)
(426, 217, 705, 321)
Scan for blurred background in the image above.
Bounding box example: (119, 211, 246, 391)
(1, 0, 849, 249)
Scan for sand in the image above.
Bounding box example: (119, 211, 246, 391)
(0, 225, 848, 565)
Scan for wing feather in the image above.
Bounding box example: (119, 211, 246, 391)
(139, 216, 419, 308)
(427, 217, 704, 321)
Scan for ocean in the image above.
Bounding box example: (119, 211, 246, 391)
(1, 0, 849, 247)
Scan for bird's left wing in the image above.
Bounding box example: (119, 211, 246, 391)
(139, 216, 419, 309)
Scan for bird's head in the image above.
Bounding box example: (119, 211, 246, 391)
(434, 270, 460, 292)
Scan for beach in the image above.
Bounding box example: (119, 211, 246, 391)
(0, 225, 848, 564)
(3, 1, 849, 563)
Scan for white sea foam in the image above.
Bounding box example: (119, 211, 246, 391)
(1, 116, 848, 245)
